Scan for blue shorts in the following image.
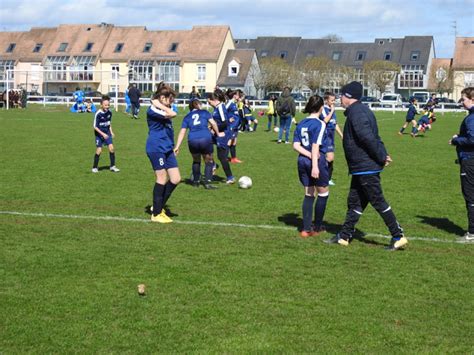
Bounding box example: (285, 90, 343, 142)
(246, 115, 256, 121)
(325, 130, 335, 153)
(298, 155, 329, 187)
(213, 131, 231, 148)
(418, 116, 430, 125)
(147, 151, 178, 171)
(406, 117, 416, 123)
(188, 138, 213, 155)
(229, 128, 239, 139)
(95, 134, 113, 147)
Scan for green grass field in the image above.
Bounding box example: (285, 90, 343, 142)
(1, 104, 473, 353)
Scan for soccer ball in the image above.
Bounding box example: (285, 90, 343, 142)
(238, 176, 252, 189)
(274, 127, 280, 133)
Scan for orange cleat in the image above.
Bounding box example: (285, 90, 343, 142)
(300, 230, 319, 238)
(230, 158, 243, 163)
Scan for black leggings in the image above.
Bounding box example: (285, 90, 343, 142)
(217, 146, 233, 178)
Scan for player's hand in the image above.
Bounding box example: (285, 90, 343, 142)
(311, 168, 319, 179)
(385, 155, 392, 166)
(103, 134, 109, 140)
(173, 147, 179, 155)
(111, 133, 115, 138)
(229, 118, 235, 123)
(218, 132, 225, 137)
(291, 117, 297, 124)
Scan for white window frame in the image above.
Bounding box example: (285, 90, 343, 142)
(197, 64, 206, 81)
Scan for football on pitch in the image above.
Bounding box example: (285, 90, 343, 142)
(238, 176, 252, 189)
(274, 127, 280, 133)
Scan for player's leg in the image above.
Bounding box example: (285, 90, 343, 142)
(277, 116, 284, 143)
(301, 185, 316, 237)
(399, 122, 408, 135)
(253, 118, 258, 131)
(217, 146, 234, 183)
(203, 153, 217, 189)
(460, 159, 474, 242)
(92, 145, 102, 173)
(191, 153, 201, 186)
(107, 143, 119, 172)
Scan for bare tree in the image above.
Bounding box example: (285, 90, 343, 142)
(323, 34, 343, 43)
(299, 56, 335, 94)
(363, 60, 400, 96)
(259, 57, 292, 92)
(429, 62, 454, 96)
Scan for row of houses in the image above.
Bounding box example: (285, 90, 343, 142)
(0, 23, 472, 100)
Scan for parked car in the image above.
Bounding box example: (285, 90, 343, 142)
(27, 91, 42, 101)
(436, 97, 455, 104)
(263, 91, 282, 100)
(291, 93, 306, 102)
(380, 93, 402, 106)
(84, 91, 103, 98)
(412, 91, 430, 104)
(177, 93, 190, 100)
(106, 91, 125, 98)
(360, 96, 379, 103)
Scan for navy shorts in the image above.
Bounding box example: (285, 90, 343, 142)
(298, 155, 329, 187)
(214, 131, 231, 148)
(147, 151, 178, 171)
(230, 128, 239, 139)
(188, 138, 213, 155)
(406, 117, 415, 122)
(95, 134, 113, 147)
(325, 130, 335, 153)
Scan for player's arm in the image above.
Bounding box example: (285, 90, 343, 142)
(335, 123, 343, 139)
(174, 128, 187, 155)
(151, 99, 176, 118)
(293, 142, 312, 159)
(93, 114, 108, 139)
(109, 125, 115, 138)
(452, 117, 474, 146)
(208, 118, 224, 137)
(311, 143, 320, 178)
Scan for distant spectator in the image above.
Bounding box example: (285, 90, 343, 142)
(266, 95, 278, 131)
(20, 89, 27, 108)
(128, 84, 141, 119)
(276, 87, 296, 144)
(125, 84, 132, 114)
(190, 86, 201, 99)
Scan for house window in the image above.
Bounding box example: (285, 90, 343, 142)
(169, 43, 178, 52)
(260, 50, 268, 57)
(70, 56, 96, 81)
(229, 64, 238, 76)
(33, 43, 43, 53)
(156, 61, 180, 92)
(128, 60, 154, 83)
(197, 64, 206, 81)
(332, 51, 341, 61)
(111, 64, 119, 79)
(279, 51, 288, 59)
(143, 43, 152, 53)
(410, 51, 420, 61)
(6, 43, 16, 53)
(83, 43, 94, 52)
(465, 72, 474, 87)
(384, 52, 392, 61)
(44, 56, 70, 81)
(306, 51, 315, 58)
(58, 42, 68, 52)
(114, 43, 124, 53)
(378, 40, 384, 45)
(355, 51, 366, 61)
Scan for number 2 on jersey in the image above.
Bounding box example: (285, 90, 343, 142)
(192, 113, 201, 126)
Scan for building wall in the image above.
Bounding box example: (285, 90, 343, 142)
(13, 62, 43, 93)
(99, 61, 130, 94)
(180, 62, 217, 93)
(453, 70, 474, 101)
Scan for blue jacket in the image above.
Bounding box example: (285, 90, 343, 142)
(342, 101, 388, 174)
(452, 107, 474, 161)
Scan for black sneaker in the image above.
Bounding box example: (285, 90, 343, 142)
(324, 233, 349, 246)
(192, 181, 200, 188)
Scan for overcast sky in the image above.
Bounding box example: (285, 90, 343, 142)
(1, 0, 473, 58)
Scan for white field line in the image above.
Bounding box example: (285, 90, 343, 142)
(0, 210, 462, 244)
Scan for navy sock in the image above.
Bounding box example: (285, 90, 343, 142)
(328, 162, 334, 181)
(411, 127, 417, 134)
(314, 194, 329, 229)
(153, 183, 165, 216)
(93, 154, 100, 169)
(192, 162, 201, 182)
(302, 195, 315, 232)
(230, 145, 236, 159)
(109, 152, 115, 167)
(204, 162, 213, 182)
(253, 123, 258, 131)
(400, 127, 405, 133)
(162, 181, 177, 206)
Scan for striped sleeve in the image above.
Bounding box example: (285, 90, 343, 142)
(93, 110, 100, 129)
(315, 121, 326, 145)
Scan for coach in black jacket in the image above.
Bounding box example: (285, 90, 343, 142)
(326, 81, 407, 250)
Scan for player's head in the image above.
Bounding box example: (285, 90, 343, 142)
(189, 98, 201, 111)
(101, 96, 110, 111)
(324, 91, 336, 105)
(460, 87, 474, 110)
(153, 81, 176, 107)
(226, 88, 238, 101)
(409, 96, 417, 104)
(207, 89, 226, 107)
(303, 95, 324, 115)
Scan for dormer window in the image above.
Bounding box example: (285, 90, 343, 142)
(306, 51, 315, 58)
(114, 43, 124, 53)
(83, 42, 94, 52)
(58, 42, 68, 52)
(33, 43, 43, 53)
(6, 43, 16, 53)
(410, 51, 420, 61)
(169, 43, 178, 52)
(143, 43, 152, 53)
(355, 51, 366, 61)
(332, 51, 341, 61)
(384, 51, 392, 61)
(279, 51, 288, 59)
(378, 40, 385, 45)
(228, 59, 240, 77)
(260, 50, 268, 57)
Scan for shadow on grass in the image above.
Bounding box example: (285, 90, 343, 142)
(416, 215, 464, 236)
(277, 213, 387, 246)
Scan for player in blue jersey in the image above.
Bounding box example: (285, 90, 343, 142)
(226, 89, 243, 164)
(92, 96, 120, 173)
(399, 97, 419, 137)
(293, 95, 329, 238)
(243, 98, 258, 132)
(174, 98, 223, 189)
(125, 84, 131, 114)
(320, 92, 343, 185)
(146, 82, 180, 223)
(207, 90, 235, 184)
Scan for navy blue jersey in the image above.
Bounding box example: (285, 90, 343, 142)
(146, 105, 174, 153)
(226, 100, 240, 129)
(212, 103, 229, 132)
(93, 109, 112, 135)
(406, 104, 418, 120)
(181, 109, 213, 141)
(320, 105, 337, 131)
(293, 117, 326, 154)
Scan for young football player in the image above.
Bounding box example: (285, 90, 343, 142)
(146, 82, 180, 223)
(243, 98, 258, 132)
(226, 89, 242, 163)
(320, 92, 343, 185)
(208, 90, 235, 184)
(174, 98, 222, 189)
(92, 96, 119, 173)
(399, 97, 419, 137)
(293, 95, 329, 238)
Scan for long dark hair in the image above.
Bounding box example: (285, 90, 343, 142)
(303, 95, 324, 114)
(208, 89, 226, 103)
(152, 81, 176, 101)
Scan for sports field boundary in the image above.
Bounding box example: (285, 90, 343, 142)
(0, 210, 462, 245)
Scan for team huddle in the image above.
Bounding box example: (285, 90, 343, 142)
(89, 81, 474, 249)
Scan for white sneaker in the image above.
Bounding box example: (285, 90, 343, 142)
(458, 232, 474, 243)
(110, 166, 120, 172)
(329, 180, 336, 186)
(91, 168, 99, 173)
